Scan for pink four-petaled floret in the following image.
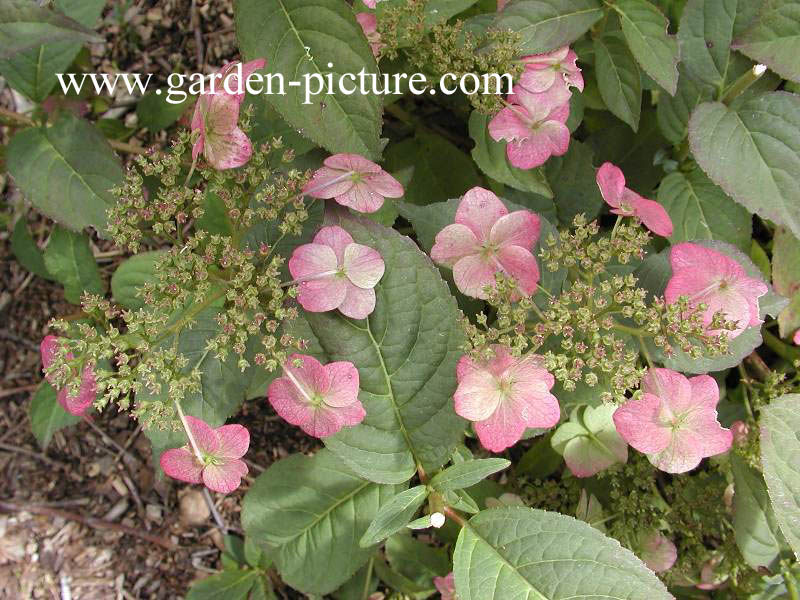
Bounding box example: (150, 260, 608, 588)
(519, 46, 584, 94)
(596, 162, 673, 237)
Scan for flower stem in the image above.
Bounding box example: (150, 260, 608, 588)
(722, 64, 767, 105)
(443, 506, 467, 527)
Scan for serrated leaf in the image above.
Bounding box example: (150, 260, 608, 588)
(235, 0, 383, 160)
(110, 251, 164, 310)
(656, 64, 715, 144)
(760, 394, 800, 560)
(657, 169, 752, 251)
(136, 88, 191, 131)
(453, 507, 671, 599)
(241, 450, 403, 595)
(11, 217, 52, 280)
(29, 382, 81, 450)
(611, 0, 679, 95)
(360, 485, 429, 547)
(594, 33, 642, 131)
(733, 0, 800, 84)
(7, 115, 124, 233)
(186, 569, 259, 600)
(43, 227, 104, 304)
(430, 458, 510, 492)
(772, 228, 800, 337)
(492, 0, 603, 54)
(468, 111, 553, 198)
(689, 93, 800, 240)
(677, 0, 739, 90)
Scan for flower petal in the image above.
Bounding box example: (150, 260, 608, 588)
(313, 225, 355, 263)
(495, 245, 540, 297)
(631, 196, 673, 237)
(455, 187, 508, 242)
(453, 254, 497, 299)
(505, 120, 569, 169)
(202, 459, 248, 494)
(160, 447, 203, 484)
(204, 126, 253, 170)
(454, 369, 503, 422)
(289, 243, 339, 280)
(639, 532, 677, 573)
(58, 364, 96, 416)
(365, 170, 404, 198)
(214, 424, 250, 460)
(488, 107, 530, 142)
(474, 400, 528, 453)
(430, 224, 480, 267)
(303, 166, 355, 198)
(184, 416, 221, 455)
(324, 153, 382, 174)
(268, 377, 315, 426)
(613, 394, 672, 454)
(490, 210, 540, 249)
(596, 162, 626, 208)
(323, 361, 360, 408)
(338, 284, 376, 319)
(343, 243, 385, 289)
(297, 276, 349, 313)
(336, 182, 385, 213)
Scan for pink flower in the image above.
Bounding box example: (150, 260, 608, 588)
(430, 187, 540, 300)
(613, 368, 733, 474)
(160, 416, 249, 494)
(289, 225, 385, 319)
(433, 572, 458, 600)
(303, 153, 403, 213)
(40, 335, 96, 416)
(519, 47, 584, 93)
(362, 0, 377, 7)
(267, 354, 365, 438)
(454, 345, 560, 452)
(730, 420, 749, 445)
(488, 82, 571, 169)
(664, 243, 768, 338)
(638, 531, 677, 573)
(356, 13, 383, 57)
(596, 163, 673, 237)
(794, 329, 800, 345)
(191, 58, 265, 170)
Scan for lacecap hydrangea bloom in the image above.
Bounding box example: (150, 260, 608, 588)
(613, 368, 732, 473)
(454, 345, 560, 452)
(289, 225, 385, 319)
(160, 416, 249, 494)
(665, 242, 768, 338)
(430, 187, 540, 300)
(40, 335, 96, 416)
(268, 354, 365, 438)
(596, 162, 673, 237)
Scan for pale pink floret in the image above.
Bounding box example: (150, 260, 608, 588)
(639, 531, 678, 573)
(433, 572, 457, 600)
(289, 225, 385, 319)
(596, 162, 673, 237)
(430, 187, 540, 300)
(191, 59, 266, 170)
(160, 416, 249, 494)
(664, 242, 768, 338)
(362, 0, 377, 7)
(40, 335, 96, 416)
(613, 368, 733, 474)
(267, 354, 365, 438)
(454, 345, 560, 452)
(356, 13, 383, 57)
(520, 46, 584, 93)
(303, 153, 404, 213)
(488, 82, 571, 169)
(794, 330, 800, 345)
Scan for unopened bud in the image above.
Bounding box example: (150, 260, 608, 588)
(430, 512, 446, 528)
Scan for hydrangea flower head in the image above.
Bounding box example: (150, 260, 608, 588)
(520, 46, 584, 93)
(433, 572, 458, 600)
(160, 416, 249, 494)
(268, 354, 365, 438)
(613, 368, 733, 473)
(664, 242, 768, 338)
(430, 187, 540, 300)
(303, 153, 403, 213)
(40, 335, 96, 416)
(356, 13, 383, 57)
(596, 162, 673, 237)
(289, 225, 385, 319)
(454, 345, 560, 452)
(488, 83, 571, 169)
(190, 59, 266, 170)
(638, 531, 677, 573)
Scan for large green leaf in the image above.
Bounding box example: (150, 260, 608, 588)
(186, 569, 261, 600)
(430, 458, 510, 492)
(492, 0, 603, 54)
(544, 140, 604, 224)
(43, 227, 104, 304)
(610, 0, 679, 95)
(235, 0, 383, 160)
(656, 64, 714, 144)
(11, 217, 52, 280)
(360, 485, 429, 547)
(772, 228, 800, 337)
(7, 115, 124, 233)
(760, 394, 800, 560)
(453, 507, 671, 599)
(289, 212, 467, 483)
(733, 0, 800, 84)
(688, 93, 800, 240)
(110, 251, 165, 310)
(594, 33, 642, 131)
(241, 450, 403, 595)
(677, 0, 739, 91)
(657, 169, 752, 251)
(424, 0, 480, 29)
(29, 382, 81, 450)
(468, 111, 553, 198)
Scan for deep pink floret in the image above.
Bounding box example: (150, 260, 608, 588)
(356, 13, 383, 57)
(40, 335, 96, 416)
(596, 162, 673, 237)
(433, 572, 457, 600)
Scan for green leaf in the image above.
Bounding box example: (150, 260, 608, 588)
(760, 394, 800, 560)
(544, 140, 604, 225)
(11, 217, 52, 280)
(468, 111, 553, 198)
(424, 0, 480, 29)
(360, 485, 429, 547)
(430, 458, 510, 492)
(332, 562, 379, 600)
(386, 533, 451, 583)
(289, 212, 467, 484)
(136, 88, 191, 131)
(516, 432, 563, 479)
(0, 0, 101, 60)
(110, 251, 164, 310)
(657, 169, 752, 251)
(689, 93, 800, 240)
(593, 33, 642, 131)
(492, 0, 603, 54)
(244, 93, 317, 155)
(611, 0, 679, 95)
(373, 555, 432, 597)
(186, 569, 259, 600)
(453, 507, 672, 599)
(235, 0, 383, 160)
(733, 0, 800, 84)
(241, 450, 403, 595)
(731, 452, 783, 569)
(29, 382, 81, 450)
(772, 228, 800, 337)
(7, 115, 124, 233)
(677, 0, 739, 90)
(656, 64, 714, 144)
(43, 227, 104, 304)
